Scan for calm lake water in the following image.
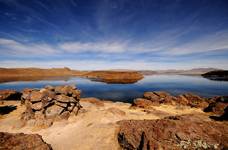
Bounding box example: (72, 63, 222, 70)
(0, 75, 228, 102)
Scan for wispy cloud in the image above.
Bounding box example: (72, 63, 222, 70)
(168, 30, 228, 55)
(0, 38, 58, 55)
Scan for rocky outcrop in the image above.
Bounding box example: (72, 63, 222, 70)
(0, 132, 52, 150)
(117, 115, 228, 150)
(132, 91, 208, 109)
(204, 96, 228, 121)
(21, 85, 82, 127)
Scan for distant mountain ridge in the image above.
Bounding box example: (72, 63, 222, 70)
(140, 68, 220, 75)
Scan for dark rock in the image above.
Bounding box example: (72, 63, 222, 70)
(0, 132, 52, 150)
(117, 115, 228, 150)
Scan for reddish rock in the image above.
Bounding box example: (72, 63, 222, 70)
(54, 85, 77, 96)
(117, 115, 228, 150)
(143, 91, 176, 105)
(133, 91, 208, 109)
(132, 98, 156, 108)
(177, 93, 208, 108)
(0, 132, 52, 150)
(55, 94, 71, 103)
(30, 90, 44, 102)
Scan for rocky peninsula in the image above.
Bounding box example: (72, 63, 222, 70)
(0, 85, 227, 150)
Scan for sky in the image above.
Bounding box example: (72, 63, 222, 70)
(0, 0, 228, 70)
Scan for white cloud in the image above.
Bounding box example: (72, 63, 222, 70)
(60, 41, 128, 53)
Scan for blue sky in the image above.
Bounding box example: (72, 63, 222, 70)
(0, 0, 228, 70)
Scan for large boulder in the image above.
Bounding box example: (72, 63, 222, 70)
(0, 132, 52, 150)
(117, 115, 228, 150)
(132, 98, 155, 108)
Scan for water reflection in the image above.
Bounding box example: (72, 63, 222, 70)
(0, 75, 228, 102)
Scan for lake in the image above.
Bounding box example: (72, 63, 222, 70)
(0, 75, 228, 102)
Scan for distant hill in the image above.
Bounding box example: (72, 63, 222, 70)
(0, 68, 143, 84)
(140, 68, 219, 75)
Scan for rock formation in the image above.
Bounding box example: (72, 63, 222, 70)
(204, 96, 228, 120)
(117, 115, 228, 150)
(132, 91, 209, 109)
(0, 132, 52, 150)
(21, 85, 82, 127)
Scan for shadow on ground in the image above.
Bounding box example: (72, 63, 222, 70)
(0, 105, 17, 115)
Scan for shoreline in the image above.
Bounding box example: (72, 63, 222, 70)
(0, 86, 227, 149)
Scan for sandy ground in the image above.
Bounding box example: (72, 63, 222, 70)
(0, 99, 204, 150)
